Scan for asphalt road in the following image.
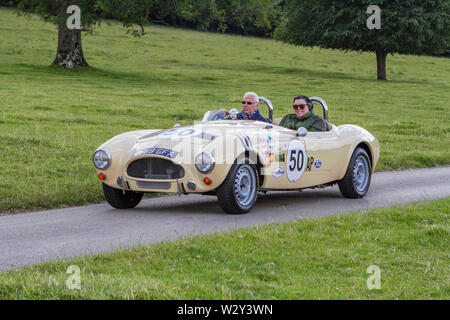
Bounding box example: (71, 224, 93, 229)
(1, 167, 449, 271)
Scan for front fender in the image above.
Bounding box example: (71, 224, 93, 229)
(94, 129, 161, 188)
(336, 125, 380, 177)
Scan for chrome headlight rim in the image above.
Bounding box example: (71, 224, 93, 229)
(93, 149, 112, 170)
(195, 151, 215, 174)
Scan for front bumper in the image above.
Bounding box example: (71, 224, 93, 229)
(96, 156, 229, 194)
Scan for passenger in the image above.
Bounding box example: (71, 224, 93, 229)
(280, 95, 327, 132)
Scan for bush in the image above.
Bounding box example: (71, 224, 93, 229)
(146, 0, 283, 37)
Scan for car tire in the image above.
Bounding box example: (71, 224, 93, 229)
(217, 162, 258, 214)
(338, 147, 372, 199)
(102, 183, 144, 209)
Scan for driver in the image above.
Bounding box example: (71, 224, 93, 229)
(218, 92, 271, 123)
(279, 95, 327, 132)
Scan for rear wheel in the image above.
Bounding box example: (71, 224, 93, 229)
(102, 183, 143, 209)
(338, 147, 372, 198)
(217, 163, 258, 214)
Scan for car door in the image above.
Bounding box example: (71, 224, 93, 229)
(301, 126, 346, 186)
(261, 126, 345, 189)
(260, 130, 309, 190)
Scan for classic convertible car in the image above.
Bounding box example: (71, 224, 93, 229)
(93, 97, 380, 214)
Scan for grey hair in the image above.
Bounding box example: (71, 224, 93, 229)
(244, 92, 259, 103)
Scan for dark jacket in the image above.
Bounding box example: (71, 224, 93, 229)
(228, 109, 271, 123)
(279, 112, 327, 132)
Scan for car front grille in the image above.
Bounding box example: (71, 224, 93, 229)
(127, 158, 185, 180)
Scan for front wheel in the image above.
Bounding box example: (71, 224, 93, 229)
(217, 163, 258, 214)
(102, 183, 143, 209)
(338, 147, 372, 199)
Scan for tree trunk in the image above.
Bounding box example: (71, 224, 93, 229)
(53, 26, 88, 68)
(52, 1, 88, 68)
(376, 49, 387, 80)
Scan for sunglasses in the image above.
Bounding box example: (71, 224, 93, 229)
(293, 104, 307, 110)
(242, 101, 256, 105)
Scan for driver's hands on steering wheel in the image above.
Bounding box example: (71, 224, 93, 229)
(210, 109, 229, 121)
(217, 109, 229, 116)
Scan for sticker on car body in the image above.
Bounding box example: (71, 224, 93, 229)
(160, 127, 201, 139)
(139, 127, 216, 142)
(271, 167, 285, 179)
(286, 139, 307, 182)
(314, 160, 322, 169)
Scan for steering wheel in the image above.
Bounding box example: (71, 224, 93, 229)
(211, 110, 226, 121)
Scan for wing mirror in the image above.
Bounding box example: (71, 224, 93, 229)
(297, 127, 308, 137)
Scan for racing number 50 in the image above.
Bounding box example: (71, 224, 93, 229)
(287, 139, 307, 182)
(289, 149, 304, 172)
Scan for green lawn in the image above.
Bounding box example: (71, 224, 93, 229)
(0, 198, 448, 299)
(0, 7, 449, 213)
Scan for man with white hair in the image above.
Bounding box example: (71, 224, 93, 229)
(232, 92, 271, 123)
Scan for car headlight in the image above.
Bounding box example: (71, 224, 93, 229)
(93, 149, 112, 170)
(195, 152, 215, 174)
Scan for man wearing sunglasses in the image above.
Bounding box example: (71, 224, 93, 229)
(222, 92, 271, 123)
(279, 95, 327, 132)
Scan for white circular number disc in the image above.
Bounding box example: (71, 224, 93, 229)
(287, 139, 307, 182)
(161, 127, 200, 139)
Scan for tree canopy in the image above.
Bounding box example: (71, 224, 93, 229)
(13, 0, 284, 67)
(7, 0, 449, 71)
(16, 0, 156, 67)
(275, 0, 450, 80)
(17, 0, 154, 34)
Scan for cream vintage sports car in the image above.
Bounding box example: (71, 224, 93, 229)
(93, 97, 380, 214)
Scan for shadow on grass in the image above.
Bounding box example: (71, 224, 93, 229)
(5, 63, 220, 87)
(4, 62, 432, 86)
(237, 64, 432, 85)
(8, 63, 151, 82)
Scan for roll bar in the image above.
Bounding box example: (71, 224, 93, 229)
(310, 97, 329, 121)
(259, 97, 274, 122)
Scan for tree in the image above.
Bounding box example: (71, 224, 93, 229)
(17, 0, 154, 68)
(275, 0, 450, 80)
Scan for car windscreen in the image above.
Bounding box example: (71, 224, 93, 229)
(202, 110, 226, 123)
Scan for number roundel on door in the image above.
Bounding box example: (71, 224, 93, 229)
(287, 139, 307, 182)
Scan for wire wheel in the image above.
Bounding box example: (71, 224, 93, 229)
(338, 147, 372, 199)
(352, 155, 370, 193)
(217, 162, 258, 214)
(234, 165, 257, 208)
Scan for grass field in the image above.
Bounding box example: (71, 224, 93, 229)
(0, 198, 448, 299)
(0, 7, 449, 213)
